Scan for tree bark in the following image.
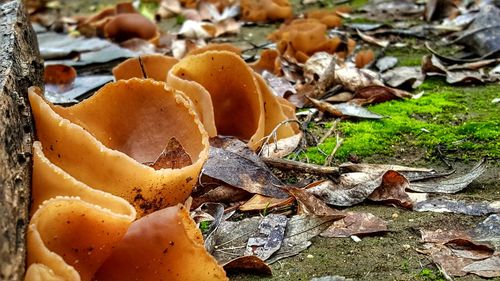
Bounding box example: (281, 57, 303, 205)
(0, 0, 43, 280)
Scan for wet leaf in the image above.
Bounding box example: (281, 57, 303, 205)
(408, 160, 486, 193)
(202, 139, 288, 199)
(381, 66, 424, 89)
(321, 212, 388, 238)
(414, 198, 500, 216)
(308, 98, 383, 119)
(147, 137, 193, 170)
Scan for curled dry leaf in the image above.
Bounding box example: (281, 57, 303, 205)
(308, 98, 384, 119)
(260, 132, 302, 158)
(356, 29, 389, 48)
(29, 79, 209, 215)
(285, 187, 346, 218)
(307, 170, 412, 207)
(420, 214, 500, 278)
(353, 85, 412, 105)
(381, 66, 424, 89)
(408, 159, 486, 193)
(321, 212, 388, 238)
(334, 66, 382, 92)
(367, 170, 413, 209)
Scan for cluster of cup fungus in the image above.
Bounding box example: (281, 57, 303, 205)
(26, 49, 299, 280)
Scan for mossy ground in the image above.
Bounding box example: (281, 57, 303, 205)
(302, 79, 500, 165)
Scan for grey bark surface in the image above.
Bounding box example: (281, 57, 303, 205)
(0, 0, 43, 280)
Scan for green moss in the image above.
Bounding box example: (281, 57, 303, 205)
(384, 46, 427, 66)
(301, 79, 500, 164)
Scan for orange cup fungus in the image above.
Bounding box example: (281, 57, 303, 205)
(168, 51, 299, 150)
(268, 18, 355, 63)
(26, 79, 226, 280)
(240, 0, 293, 22)
(305, 6, 351, 28)
(28, 79, 209, 215)
(112, 50, 299, 150)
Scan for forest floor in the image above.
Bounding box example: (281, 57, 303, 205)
(49, 0, 500, 280)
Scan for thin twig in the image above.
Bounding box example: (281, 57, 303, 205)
(325, 133, 344, 166)
(318, 119, 340, 145)
(138, 56, 148, 79)
(258, 119, 302, 157)
(262, 157, 340, 176)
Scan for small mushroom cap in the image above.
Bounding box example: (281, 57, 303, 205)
(94, 205, 228, 281)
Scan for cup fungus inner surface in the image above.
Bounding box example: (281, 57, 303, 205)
(171, 51, 262, 142)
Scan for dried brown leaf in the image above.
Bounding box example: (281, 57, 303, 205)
(321, 212, 388, 237)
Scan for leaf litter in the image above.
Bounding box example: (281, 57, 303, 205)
(29, 0, 500, 278)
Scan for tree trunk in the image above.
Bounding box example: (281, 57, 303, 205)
(0, 0, 43, 280)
